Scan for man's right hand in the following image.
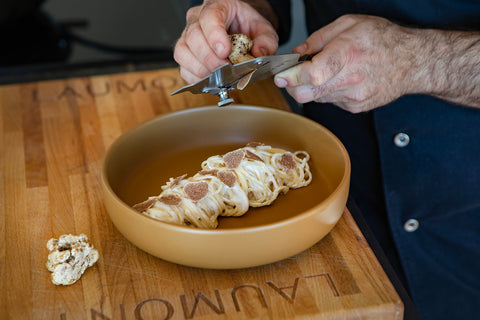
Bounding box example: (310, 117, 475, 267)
(173, 0, 279, 84)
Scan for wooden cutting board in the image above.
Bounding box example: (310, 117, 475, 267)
(0, 68, 403, 320)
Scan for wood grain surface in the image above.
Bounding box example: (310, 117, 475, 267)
(0, 68, 403, 320)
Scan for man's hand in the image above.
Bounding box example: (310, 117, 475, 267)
(274, 14, 480, 111)
(274, 15, 416, 112)
(174, 0, 279, 84)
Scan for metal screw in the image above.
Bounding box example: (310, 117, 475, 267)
(217, 88, 234, 107)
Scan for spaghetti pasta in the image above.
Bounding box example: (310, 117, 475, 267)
(133, 143, 312, 229)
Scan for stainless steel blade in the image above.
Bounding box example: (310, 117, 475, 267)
(243, 53, 301, 84)
(170, 53, 302, 106)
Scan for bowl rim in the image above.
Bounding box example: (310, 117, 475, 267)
(101, 104, 351, 235)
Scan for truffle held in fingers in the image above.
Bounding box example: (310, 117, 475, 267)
(228, 34, 255, 64)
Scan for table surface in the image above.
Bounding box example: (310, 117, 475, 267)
(1, 67, 408, 320)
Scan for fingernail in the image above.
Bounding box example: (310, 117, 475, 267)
(293, 43, 307, 54)
(275, 77, 288, 88)
(215, 42, 225, 55)
(260, 47, 268, 56)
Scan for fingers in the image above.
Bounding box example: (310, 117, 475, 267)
(174, 33, 212, 81)
(174, 35, 220, 83)
(293, 15, 360, 55)
(274, 16, 362, 92)
(250, 27, 279, 57)
(283, 85, 317, 104)
(226, 1, 279, 57)
(275, 15, 406, 112)
(285, 84, 372, 113)
(283, 83, 346, 105)
(247, 17, 279, 56)
(274, 44, 346, 89)
(173, 1, 279, 84)
(198, 2, 233, 59)
(178, 65, 203, 84)
(173, 4, 231, 83)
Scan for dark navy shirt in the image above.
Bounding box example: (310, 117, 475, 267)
(267, 0, 480, 319)
(188, 0, 480, 318)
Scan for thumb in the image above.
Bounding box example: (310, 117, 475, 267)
(275, 43, 345, 88)
(274, 63, 307, 87)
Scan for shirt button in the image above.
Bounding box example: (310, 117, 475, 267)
(393, 133, 410, 147)
(404, 219, 419, 232)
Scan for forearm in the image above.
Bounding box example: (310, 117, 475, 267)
(406, 29, 480, 108)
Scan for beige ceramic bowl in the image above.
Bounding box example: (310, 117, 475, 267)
(101, 105, 350, 269)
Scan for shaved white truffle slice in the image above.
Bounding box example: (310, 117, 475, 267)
(46, 234, 99, 286)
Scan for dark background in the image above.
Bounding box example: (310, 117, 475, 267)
(1, 0, 306, 68)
